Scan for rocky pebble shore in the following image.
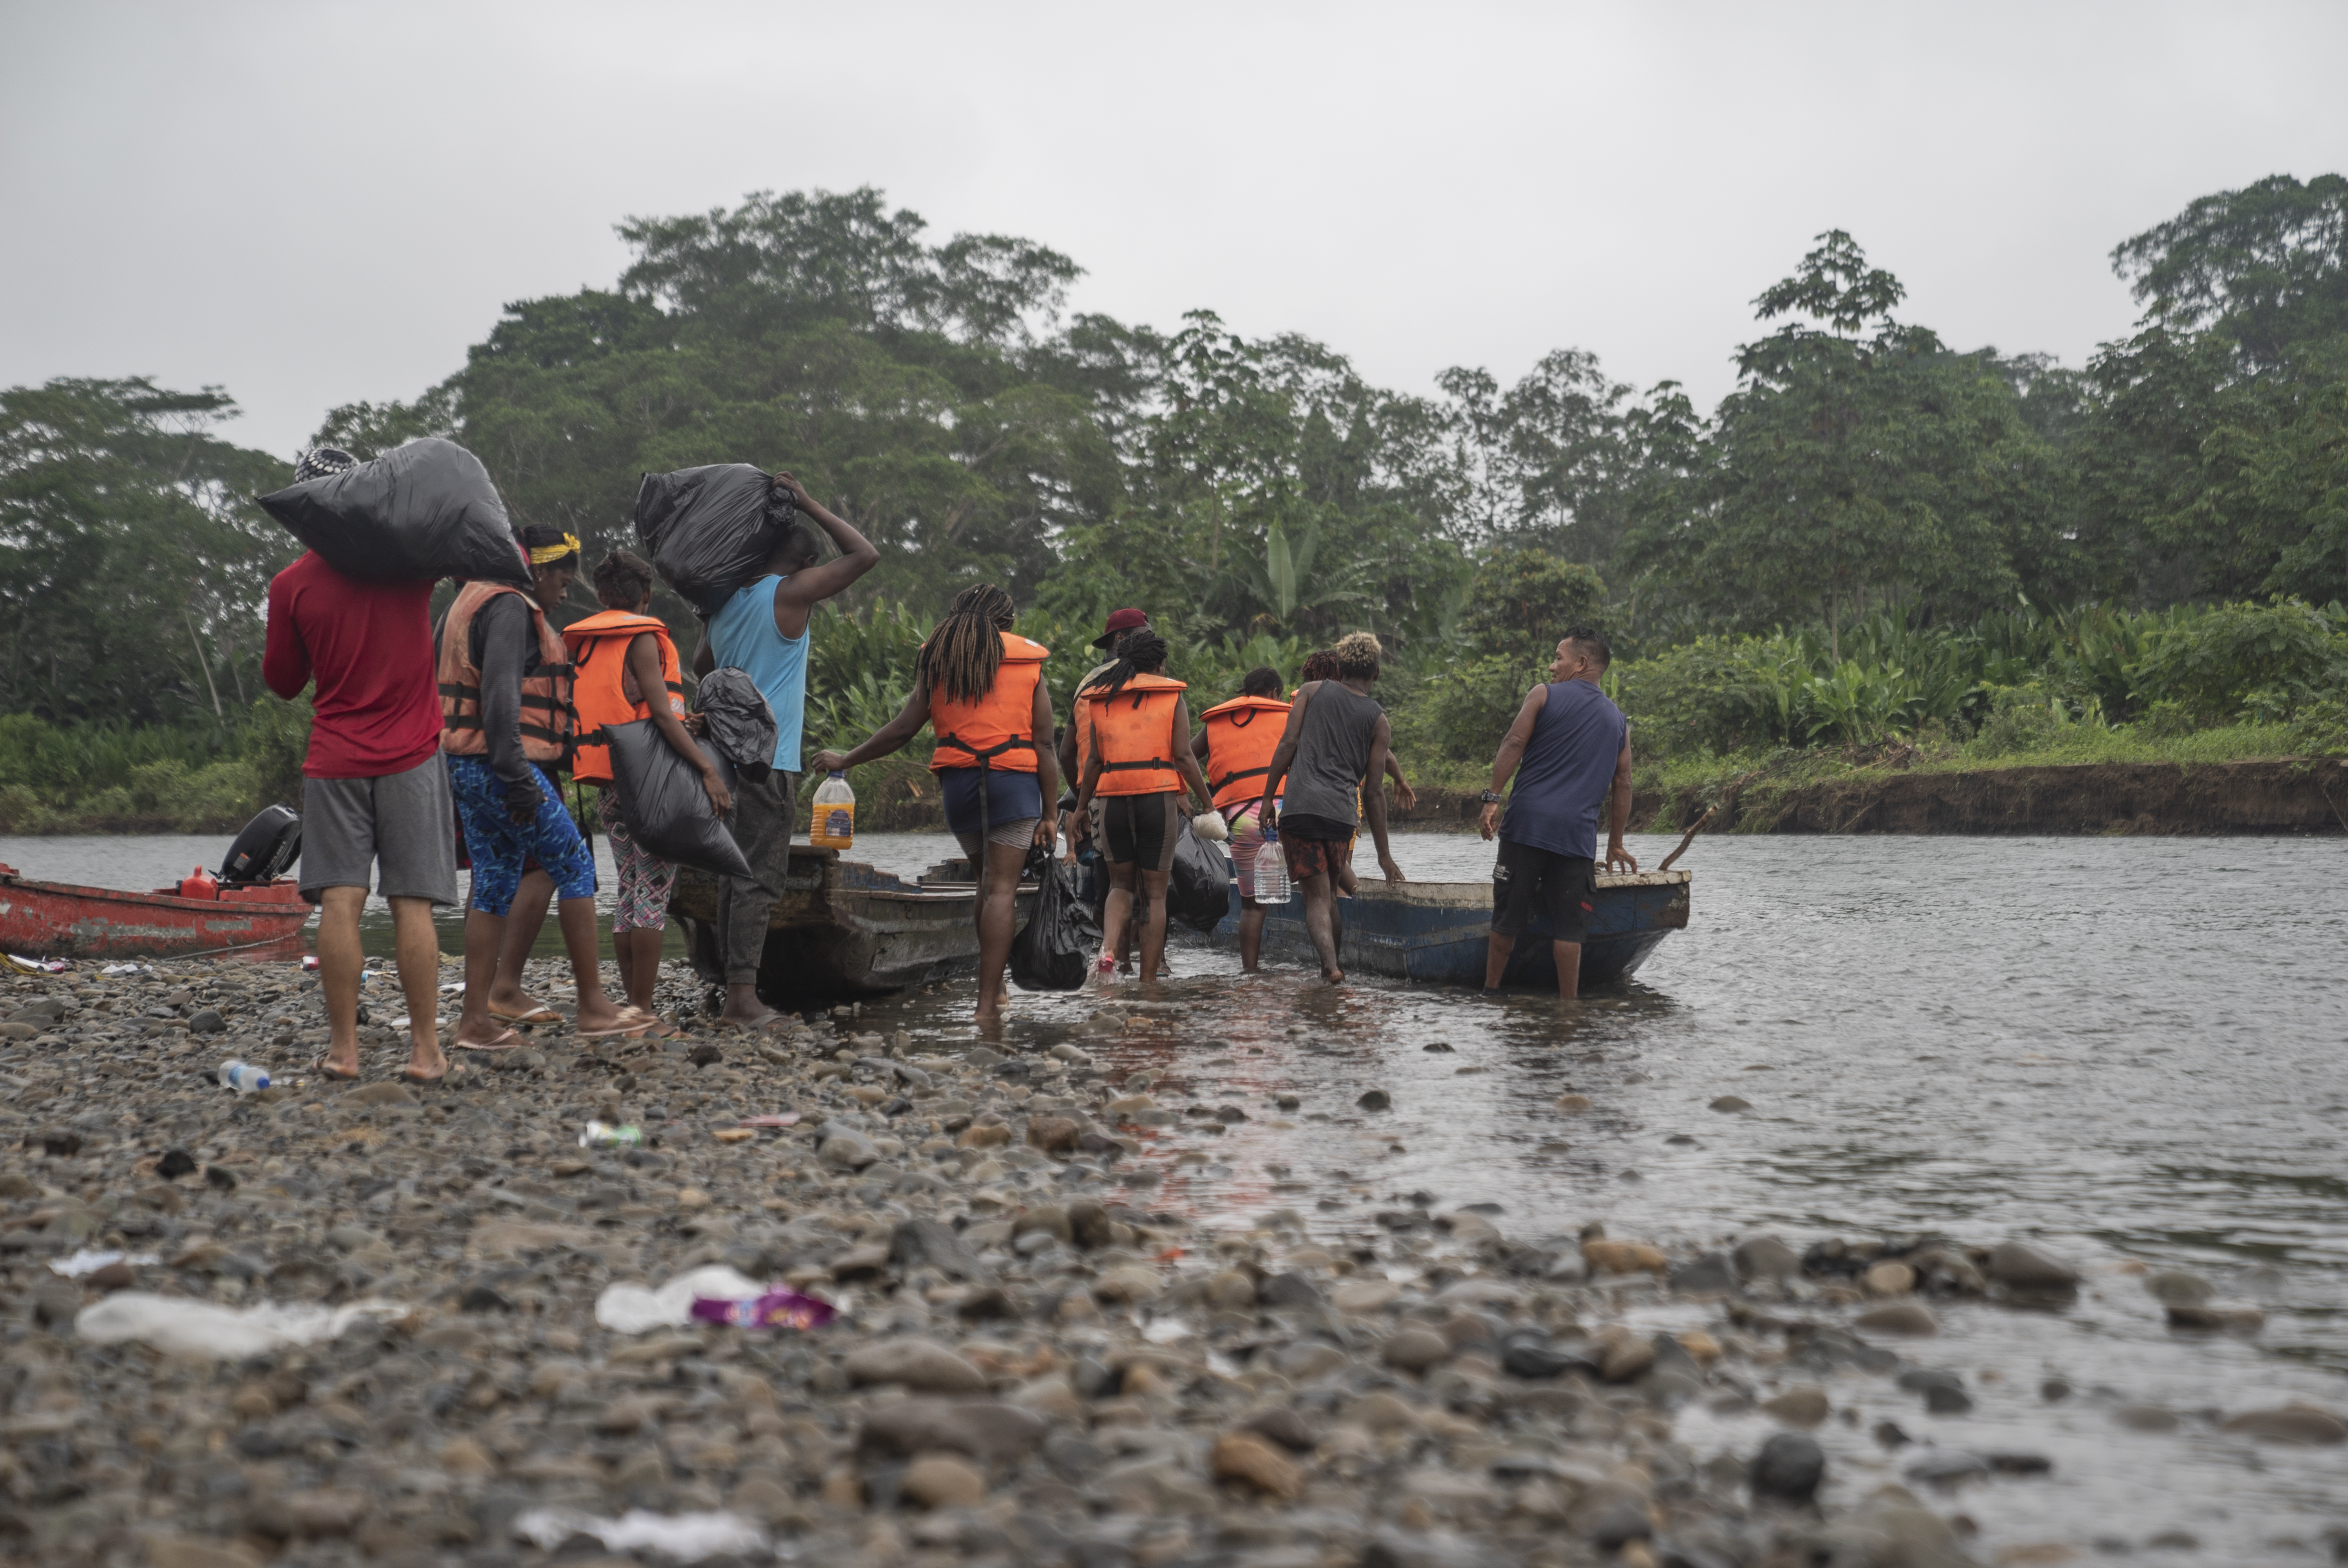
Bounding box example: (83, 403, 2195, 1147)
(2, 955, 2342, 1568)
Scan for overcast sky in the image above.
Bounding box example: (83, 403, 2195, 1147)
(4, 1, 2344, 460)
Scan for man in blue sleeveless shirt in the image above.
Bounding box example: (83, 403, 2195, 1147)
(693, 472, 879, 1030)
(1476, 626, 1636, 999)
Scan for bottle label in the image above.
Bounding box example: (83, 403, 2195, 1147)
(818, 807, 853, 841)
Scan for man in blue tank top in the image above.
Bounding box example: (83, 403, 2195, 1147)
(693, 472, 879, 1029)
(1476, 626, 1636, 999)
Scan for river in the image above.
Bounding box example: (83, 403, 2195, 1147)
(6, 829, 2345, 1557)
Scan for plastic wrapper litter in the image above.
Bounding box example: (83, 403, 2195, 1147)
(634, 464, 793, 616)
(693, 668, 779, 780)
(256, 438, 527, 585)
(1168, 812, 1234, 932)
(1010, 846, 1102, 992)
(606, 720, 753, 879)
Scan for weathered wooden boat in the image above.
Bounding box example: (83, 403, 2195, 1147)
(0, 864, 312, 960)
(1202, 869, 1691, 988)
(668, 845, 1037, 1002)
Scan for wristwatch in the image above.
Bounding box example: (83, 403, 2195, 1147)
(1479, 790, 1503, 804)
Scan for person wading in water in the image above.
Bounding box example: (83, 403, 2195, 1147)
(1477, 626, 1636, 999)
(1071, 632, 1213, 987)
(813, 585, 1058, 1033)
(1192, 665, 1289, 972)
(1259, 631, 1404, 983)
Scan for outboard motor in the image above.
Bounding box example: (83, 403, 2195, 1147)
(218, 804, 302, 886)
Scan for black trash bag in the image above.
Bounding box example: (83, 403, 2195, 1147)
(693, 668, 778, 781)
(1167, 812, 1233, 933)
(1010, 847, 1101, 992)
(634, 464, 795, 616)
(256, 438, 528, 585)
(606, 719, 753, 879)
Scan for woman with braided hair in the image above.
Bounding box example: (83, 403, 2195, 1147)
(1070, 632, 1213, 986)
(812, 584, 1059, 1031)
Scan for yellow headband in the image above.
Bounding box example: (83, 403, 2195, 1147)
(528, 534, 581, 565)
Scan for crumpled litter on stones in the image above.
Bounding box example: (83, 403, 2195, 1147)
(513, 1506, 768, 1560)
(75, 1293, 404, 1359)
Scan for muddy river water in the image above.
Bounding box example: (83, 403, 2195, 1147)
(7, 829, 2345, 1559)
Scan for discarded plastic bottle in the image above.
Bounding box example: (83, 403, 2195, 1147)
(1253, 820, 1290, 904)
(579, 1121, 644, 1148)
(217, 1060, 270, 1094)
(810, 771, 856, 851)
(688, 1288, 837, 1330)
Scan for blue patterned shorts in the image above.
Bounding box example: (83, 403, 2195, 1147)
(446, 754, 596, 917)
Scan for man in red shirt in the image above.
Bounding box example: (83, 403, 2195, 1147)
(262, 447, 459, 1084)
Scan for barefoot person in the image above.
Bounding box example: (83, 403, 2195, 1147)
(1259, 631, 1404, 983)
(694, 472, 879, 1030)
(440, 525, 650, 1047)
(1477, 626, 1636, 999)
(565, 549, 732, 1015)
(262, 447, 459, 1085)
(1192, 665, 1289, 972)
(1071, 632, 1212, 987)
(811, 585, 1058, 1031)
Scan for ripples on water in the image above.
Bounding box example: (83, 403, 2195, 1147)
(11, 830, 2347, 1556)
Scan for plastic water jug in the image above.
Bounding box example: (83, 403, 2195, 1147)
(1253, 823, 1290, 904)
(811, 771, 856, 850)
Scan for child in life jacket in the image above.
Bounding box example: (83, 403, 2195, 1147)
(1071, 632, 1213, 986)
(1192, 664, 1289, 971)
(564, 550, 733, 1013)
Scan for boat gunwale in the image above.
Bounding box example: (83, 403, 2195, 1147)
(0, 873, 311, 917)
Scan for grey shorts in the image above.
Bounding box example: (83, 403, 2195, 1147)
(299, 753, 461, 905)
(955, 817, 1039, 863)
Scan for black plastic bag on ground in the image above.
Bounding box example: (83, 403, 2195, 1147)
(1011, 848, 1101, 992)
(606, 720, 752, 878)
(1168, 812, 1233, 932)
(634, 465, 794, 616)
(256, 438, 527, 584)
(693, 668, 778, 781)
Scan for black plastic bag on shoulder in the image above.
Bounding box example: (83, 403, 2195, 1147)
(606, 719, 753, 879)
(1167, 812, 1233, 932)
(256, 438, 528, 585)
(634, 464, 794, 616)
(693, 668, 778, 782)
(1011, 847, 1101, 992)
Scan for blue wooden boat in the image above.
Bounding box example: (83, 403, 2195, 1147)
(1200, 869, 1691, 988)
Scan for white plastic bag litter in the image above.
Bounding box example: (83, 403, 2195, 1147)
(514, 1506, 766, 1560)
(49, 1250, 158, 1277)
(75, 1293, 403, 1359)
(593, 1265, 765, 1333)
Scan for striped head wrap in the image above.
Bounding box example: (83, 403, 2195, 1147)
(295, 447, 358, 483)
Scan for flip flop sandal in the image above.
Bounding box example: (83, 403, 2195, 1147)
(452, 1029, 527, 1052)
(576, 1018, 664, 1041)
(311, 1056, 361, 1082)
(489, 1005, 562, 1027)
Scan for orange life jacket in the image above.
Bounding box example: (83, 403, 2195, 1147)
(929, 632, 1051, 773)
(1084, 672, 1188, 797)
(439, 581, 575, 765)
(1198, 694, 1291, 812)
(561, 610, 684, 785)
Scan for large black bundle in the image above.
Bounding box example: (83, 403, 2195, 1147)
(1167, 813, 1233, 932)
(256, 438, 527, 584)
(606, 720, 753, 879)
(634, 465, 793, 616)
(693, 668, 779, 781)
(1010, 847, 1102, 992)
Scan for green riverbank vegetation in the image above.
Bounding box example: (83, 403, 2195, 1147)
(4, 177, 2346, 834)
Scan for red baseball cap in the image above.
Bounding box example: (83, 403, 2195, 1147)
(1091, 607, 1149, 649)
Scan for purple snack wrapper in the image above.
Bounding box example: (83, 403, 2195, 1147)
(688, 1288, 837, 1330)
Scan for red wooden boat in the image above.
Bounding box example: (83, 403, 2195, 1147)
(0, 863, 312, 961)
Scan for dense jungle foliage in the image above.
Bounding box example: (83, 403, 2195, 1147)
(3, 175, 2345, 828)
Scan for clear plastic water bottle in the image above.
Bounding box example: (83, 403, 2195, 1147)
(217, 1060, 270, 1094)
(811, 771, 856, 850)
(1253, 819, 1290, 904)
(579, 1120, 644, 1148)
